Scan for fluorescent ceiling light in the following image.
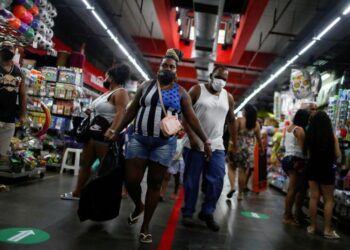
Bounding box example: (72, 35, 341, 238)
(177, 19, 181, 26)
(234, 3, 345, 114)
(179, 30, 183, 35)
(298, 40, 316, 55)
(80, 0, 149, 80)
(315, 17, 341, 40)
(343, 5, 350, 15)
(92, 10, 108, 30)
(190, 27, 226, 44)
(81, 0, 93, 9)
(176, 7, 179, 12)
(321, 73, 331, 81)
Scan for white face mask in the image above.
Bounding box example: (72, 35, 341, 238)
(211, 78, 226, 92)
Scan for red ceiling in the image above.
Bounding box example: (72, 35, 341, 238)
(134, 0, 273, 99)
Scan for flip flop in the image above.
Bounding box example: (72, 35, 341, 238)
(307, 226, 315, 235)
(324, 230, 340, 240)
(128, 211, 143, 225)
(60, 192, 80, 201)
(139, 233, 152, 243)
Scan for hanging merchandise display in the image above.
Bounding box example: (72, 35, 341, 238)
(290, 68, 312, 99)
(0, 0, 56, 52)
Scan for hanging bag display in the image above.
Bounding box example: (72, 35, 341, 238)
(156, 81, 183, 137)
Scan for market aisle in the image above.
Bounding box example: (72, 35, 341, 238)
(0, 174, 350, 250)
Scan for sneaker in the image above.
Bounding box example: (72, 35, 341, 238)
(182, 216, 195, 228)
(226, 189, 236, 198)
(198, 212, 220, 232)
(324, 230, 340, 240)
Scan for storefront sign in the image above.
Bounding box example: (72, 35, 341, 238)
(0, 228, 50, 245)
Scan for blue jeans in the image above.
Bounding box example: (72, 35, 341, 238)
(182, 147, 226, 216)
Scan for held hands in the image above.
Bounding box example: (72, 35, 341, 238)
(189, 137, 200, 151)
(204, 139, 212, 160)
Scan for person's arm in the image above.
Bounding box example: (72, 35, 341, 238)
(114, 81, 146, 136)
(294, 127, 305, 151)
(179, 87, 211, 158)
(104, 89, 129, 140)
(255, 122, 264, 152)
(182, 85, 201, 149)
(19, 78, 27, 124)
(226, 94, 236, 152)
(334, 135, 341, 159)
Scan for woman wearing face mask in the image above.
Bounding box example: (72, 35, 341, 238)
(114, 48, 211, 244)
(0, 41, 26, 164)
(61, 64, 130, 200)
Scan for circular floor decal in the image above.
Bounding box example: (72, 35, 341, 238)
(0, 228, 50, 245)
(240, 211, 270, 220)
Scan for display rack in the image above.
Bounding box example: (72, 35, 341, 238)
(0, 167, 45, 179)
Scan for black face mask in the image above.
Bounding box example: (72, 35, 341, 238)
(0, 48, 14, 61)
(158, 70, 176, 85)
(103, 80, 110, 89)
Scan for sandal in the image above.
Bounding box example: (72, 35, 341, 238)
(307, 226, 315, 235)
(128, 210, 143, 225)
(227, 189, 236, 199)
(60, 192, 80, 201)
(139, 233, 152, 243)
(324, 230, 340, 240)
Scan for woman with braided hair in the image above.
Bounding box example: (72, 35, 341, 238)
(114, 48, 211, 243)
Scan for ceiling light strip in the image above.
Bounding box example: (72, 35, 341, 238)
(234, 6, 346, 113)
(81, 0, 150, 80)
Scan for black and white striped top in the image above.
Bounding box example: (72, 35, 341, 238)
(134, 80, 182, 137)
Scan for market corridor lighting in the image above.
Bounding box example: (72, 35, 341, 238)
(80, 0, 150, 80)
(234, 4, 347, 114)
(315, 17, 341, 40)
(298, 40, 316, 56)
(343, 5, 350, 15)
(177, 19, 181, 26)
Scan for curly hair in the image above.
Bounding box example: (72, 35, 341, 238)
(164, 48, 184, 63)
(107, 64, 131, 86)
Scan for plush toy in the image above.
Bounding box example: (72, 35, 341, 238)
(290, 68, 312, 99)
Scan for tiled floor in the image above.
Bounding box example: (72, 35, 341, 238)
(0, 172, 349, 250)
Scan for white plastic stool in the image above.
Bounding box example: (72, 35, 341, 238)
(60, 148, 82, 176)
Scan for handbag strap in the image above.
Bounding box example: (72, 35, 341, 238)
(156, 81, 168, 116)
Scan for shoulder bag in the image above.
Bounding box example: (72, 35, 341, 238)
(156, 81, 183, 137)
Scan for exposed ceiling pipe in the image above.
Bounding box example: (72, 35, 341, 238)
(192, 0, 225, 81)
(241, 0, 294, 80)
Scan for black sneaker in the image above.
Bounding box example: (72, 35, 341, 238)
(227, 189, 236, 198)
(182, 216, 195, 228)
(198, 212, 220, 232)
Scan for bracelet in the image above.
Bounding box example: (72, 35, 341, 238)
(108, 128, 116, 134)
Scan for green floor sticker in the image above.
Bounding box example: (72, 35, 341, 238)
(0, 228, 50, 245)
(240, 211, 270, 220)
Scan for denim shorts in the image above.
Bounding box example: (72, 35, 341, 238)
(125, 134, 177, 168)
